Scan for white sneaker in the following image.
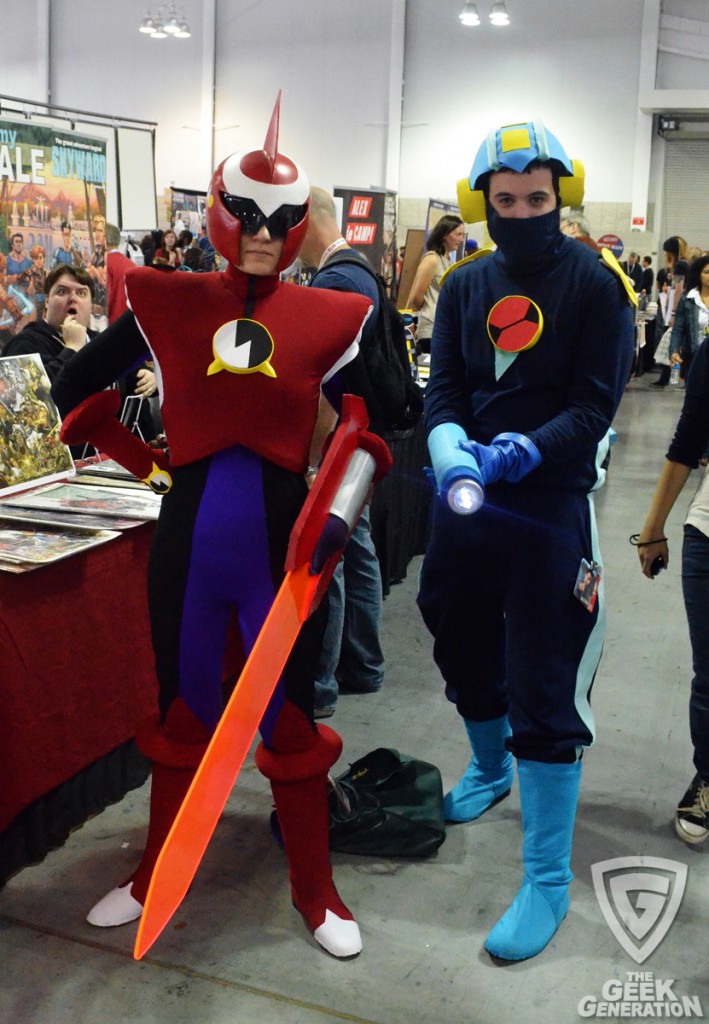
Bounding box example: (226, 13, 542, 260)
(313, 910, 362, 958)
(87, 882, 144, 927)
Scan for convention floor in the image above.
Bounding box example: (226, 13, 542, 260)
(3, 373, 708, 1024)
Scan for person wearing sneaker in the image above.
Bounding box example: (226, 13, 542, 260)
(52, 95, 380, 960)
(417, 120, 635, 962)
(637, 334, 709, 846)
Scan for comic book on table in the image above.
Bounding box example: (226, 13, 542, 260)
(0, 354, 159, 570)
(0, 519, 120, 573)
(0, 353, 75, 496)
(1, 482, 161, 521)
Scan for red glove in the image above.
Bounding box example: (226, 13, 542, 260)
(60, 391, 172, 493)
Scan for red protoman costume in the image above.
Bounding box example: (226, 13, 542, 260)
(51, 94, 379, 960)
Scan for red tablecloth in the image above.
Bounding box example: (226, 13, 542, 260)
(0, 524, 157, 831)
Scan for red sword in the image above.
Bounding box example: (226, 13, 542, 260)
(133, 396, 391, 959)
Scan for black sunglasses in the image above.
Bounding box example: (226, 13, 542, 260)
(220, 193, 307, 239)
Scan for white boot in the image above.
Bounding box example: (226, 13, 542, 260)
(87, 882, 143, 927)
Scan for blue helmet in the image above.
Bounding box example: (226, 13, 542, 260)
(457, 120, 584, 224)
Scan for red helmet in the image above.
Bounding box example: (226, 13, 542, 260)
(206, 92, 309, 273)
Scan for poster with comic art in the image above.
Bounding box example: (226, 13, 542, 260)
(0, 117, 108, 342)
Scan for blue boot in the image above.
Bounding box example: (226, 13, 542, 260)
(484, 758, 581, 961)
(443, 716, 514, 822)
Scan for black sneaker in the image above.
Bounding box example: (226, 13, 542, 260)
(675, 774, 709, 844)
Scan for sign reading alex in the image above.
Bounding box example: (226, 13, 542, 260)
(334, 186, 397, 290)
(0, 117, 108, 321)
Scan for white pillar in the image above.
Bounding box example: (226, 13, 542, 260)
(631, 0, 661, 230)
(385, 0, 406, 193)
(201, 0, 217, 188)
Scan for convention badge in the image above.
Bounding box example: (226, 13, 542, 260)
(573, 558, 601, 613)
(207, 318, 277, 377)
(486, 295, 543, 353)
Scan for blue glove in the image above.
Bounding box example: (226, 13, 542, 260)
(458, 432, 541, 485)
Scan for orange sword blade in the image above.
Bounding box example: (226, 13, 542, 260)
(134, 562, 318, 960)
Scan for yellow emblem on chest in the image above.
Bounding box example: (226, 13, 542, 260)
(208, 318, 277, 377)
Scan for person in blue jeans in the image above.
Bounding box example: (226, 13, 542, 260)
(638, 336, 709, 844)
(314, 505, 383, 714)
(298, 187, 385, 717)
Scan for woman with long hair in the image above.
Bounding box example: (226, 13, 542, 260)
(405, 215, 464, 354)
(652, 236, 690, 388)
(663, 235, 689, 312)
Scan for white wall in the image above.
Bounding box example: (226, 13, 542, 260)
(212, 0, 395, 193)
(48, 0, 206, 194)
(0, 1, 47, 100)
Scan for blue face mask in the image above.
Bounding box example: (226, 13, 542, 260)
(486, 205, 562, 274)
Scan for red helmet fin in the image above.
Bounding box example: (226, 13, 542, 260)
(263, 90, 281, 175)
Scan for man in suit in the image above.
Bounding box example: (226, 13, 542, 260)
(641, 256, 654, 295)
(622, 251, 643, 292)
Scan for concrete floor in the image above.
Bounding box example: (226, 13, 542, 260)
(2, 373, 708, 1024)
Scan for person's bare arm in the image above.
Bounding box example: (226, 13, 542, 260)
(405, 252, 440, 311)
(306, 393, 338, 488)
(637, 459, 692, 578)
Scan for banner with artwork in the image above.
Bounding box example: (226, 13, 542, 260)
(0, 118, 108, 330)
(334, 187, 397, 294)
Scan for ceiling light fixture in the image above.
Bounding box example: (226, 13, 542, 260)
(489, 2, 510, 26)
(138, 6, 191, 38)
(459, 2, 481, 26)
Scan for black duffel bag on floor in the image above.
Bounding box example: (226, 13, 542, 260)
(328, 747, 446, 858)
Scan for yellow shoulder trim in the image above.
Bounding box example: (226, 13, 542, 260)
(440, 247, 494, 286)
(600, 247, 638, 308)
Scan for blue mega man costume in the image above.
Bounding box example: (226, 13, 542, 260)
(418, 120, 635, 962)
